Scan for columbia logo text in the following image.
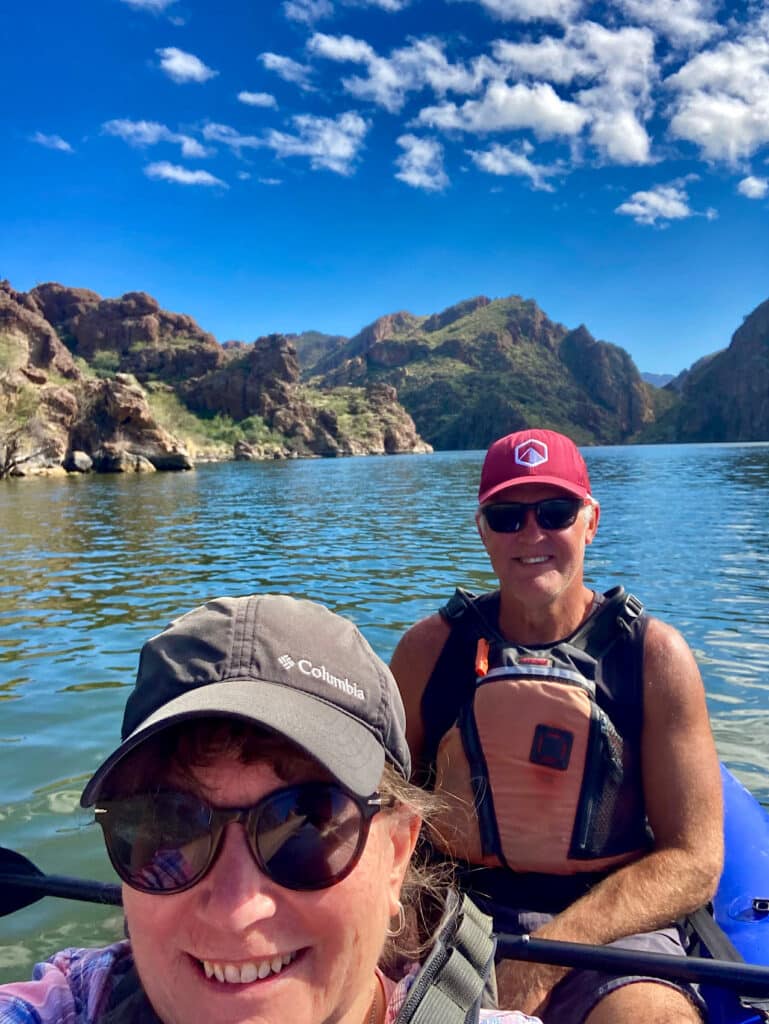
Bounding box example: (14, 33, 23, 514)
(299, 659, 365, 700)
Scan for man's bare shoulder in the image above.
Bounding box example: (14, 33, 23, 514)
(393, 612, 451, 656)
(390, 613, 451, 682)
(390, 613, 452, 763)
(641, 616, 705, 698)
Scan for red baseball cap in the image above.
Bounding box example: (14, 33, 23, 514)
(478, 429, 591, 504)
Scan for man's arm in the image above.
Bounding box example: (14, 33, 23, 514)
(496, 618, 724, 1014)
(389, 613, 451, 773)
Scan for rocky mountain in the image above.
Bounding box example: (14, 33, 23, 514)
(0, 282, 429, 479)
(3, 278, 767, 480)
(641, 301, 769, 443)
(303, 295, 655, 449)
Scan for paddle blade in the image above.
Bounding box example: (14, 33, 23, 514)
(0, 848, 46, 916)
(0, 847, 122, 917)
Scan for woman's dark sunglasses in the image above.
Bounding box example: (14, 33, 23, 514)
(94, 782, 384, 895)
(482, 497, 585, 533)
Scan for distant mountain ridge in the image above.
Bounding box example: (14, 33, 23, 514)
(641, 372, 675, 388)
(1, 278, 767, 479)
(301, 294, 655, 449)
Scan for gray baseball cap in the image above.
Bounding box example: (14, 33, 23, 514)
(81, 594, 411, 805)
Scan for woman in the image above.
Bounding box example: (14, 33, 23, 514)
(0, 593, 541, 1024)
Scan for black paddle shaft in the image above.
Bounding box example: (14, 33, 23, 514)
(3, 846, 769, 997)
(498, 933, 769, 996)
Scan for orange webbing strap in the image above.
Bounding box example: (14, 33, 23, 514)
(475, 639, 489, 678)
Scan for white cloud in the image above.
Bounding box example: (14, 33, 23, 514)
(263, 111, 368, 174)
(31, 131, 73, 152)
(144, 161, 227, 186)
(120, 0, 176, 9)
(471, 0, 582, 26)
(589, 107, 653, 164)
(237, 91, 277, 108)
(737, 175, 768, 198)
(612, 0, 722, 49)
(616, 183, 693, 225)
(259, 177, 283, 185)
(418, 81, 589, 139)
(202, 123, 262, 153)
(102, 119, 210, 158)
(260, 52, 313, 88)
(666, 16, 769, 163)
(310, 33, 376, 64)
(468, 142, 561, 190)
(395, 134, 449, 190)
(283, 0, 333, 23)
(309, 33, 488, 114)
(353, 0, 411, 8)
(156, 47, 218, 84)
(494, 22, 658, 165)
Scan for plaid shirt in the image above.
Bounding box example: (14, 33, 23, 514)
(0, 942, 540, 1024)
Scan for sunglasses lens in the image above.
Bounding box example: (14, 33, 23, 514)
(483, 505, 525, 532)
(254, 784, 366, 891)
(97, 784, 373, 894)
(537, 499, 581, 530)
(98, 792, 212, 893)
(484, 499, 582, 532)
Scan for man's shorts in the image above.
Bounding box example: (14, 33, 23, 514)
(478, 904, 707, 1024)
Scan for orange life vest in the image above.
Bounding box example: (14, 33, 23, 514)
(429, 587, 652, 875)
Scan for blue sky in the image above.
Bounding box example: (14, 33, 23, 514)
(4, 0, 768, 375)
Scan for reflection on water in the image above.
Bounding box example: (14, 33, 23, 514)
(1, 443, 768, 980)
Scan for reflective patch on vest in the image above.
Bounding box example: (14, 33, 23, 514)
(531, 724, 573, 770)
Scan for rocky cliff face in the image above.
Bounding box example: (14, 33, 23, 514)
(28, 283, 224, 380)
(645, 299, 769, 442)
(0, 282, 81, 381)
(560, 326, 654, 436)
(0, 283, 193, 477)
(182, 334, 299, 421)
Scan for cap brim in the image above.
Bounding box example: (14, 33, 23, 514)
(80, 679, 384, 806)
(479, 475, 588, 503)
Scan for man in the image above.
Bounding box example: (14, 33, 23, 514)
(390, 428, 723, 1024)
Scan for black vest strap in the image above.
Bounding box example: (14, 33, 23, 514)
(395, 891, 496, 1024)
(443, 585, 644, 662)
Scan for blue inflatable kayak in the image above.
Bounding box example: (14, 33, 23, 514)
(696, 765, 769, 1023)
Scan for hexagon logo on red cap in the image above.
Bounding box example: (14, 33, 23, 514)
(514, 438, 548, 468)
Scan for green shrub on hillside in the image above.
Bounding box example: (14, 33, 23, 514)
(306, 386, 387, 444)
(91, 350, 121, 378)
(145, 386, 284, 456)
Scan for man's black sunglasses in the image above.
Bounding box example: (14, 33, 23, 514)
(95, 782, 385, 895)
(482, 497, 586, 533)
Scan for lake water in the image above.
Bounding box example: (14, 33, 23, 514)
(1, 444, 768, 981)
